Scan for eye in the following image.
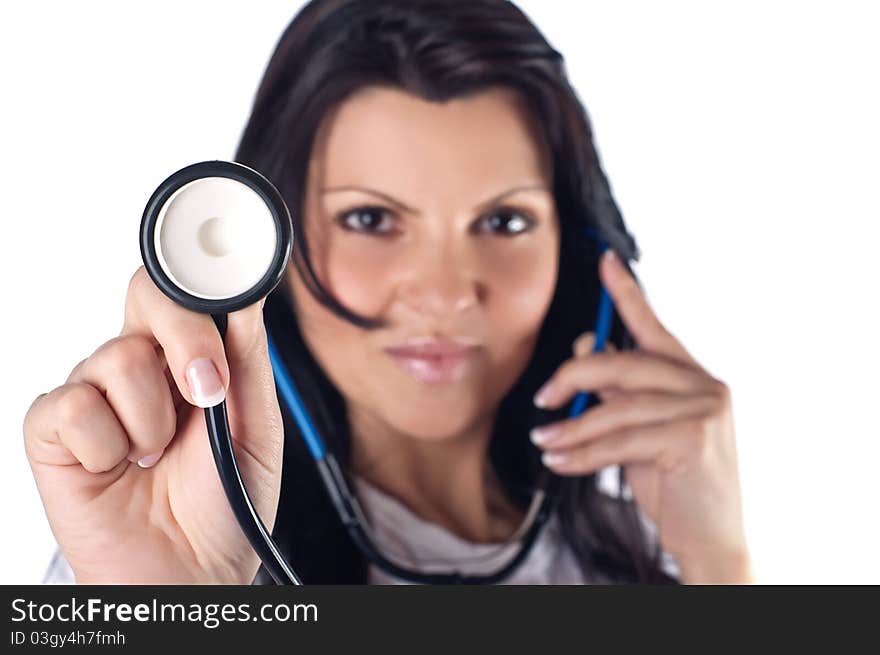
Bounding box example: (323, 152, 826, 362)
(477, 207, 536, 236)
(336, 206, 396, 234)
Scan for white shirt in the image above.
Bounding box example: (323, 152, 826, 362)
(350, 471, 679, 584)
(350, 474, 588, 584)
(42, 466, 678, 584)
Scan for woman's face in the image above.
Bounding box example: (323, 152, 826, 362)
(287, 85, 559, 442)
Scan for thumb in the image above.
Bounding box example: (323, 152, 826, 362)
(216, 299, 284, 470)
(221, 298, 271, 371)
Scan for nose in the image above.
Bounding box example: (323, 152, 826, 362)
(396, 238, 481, 319)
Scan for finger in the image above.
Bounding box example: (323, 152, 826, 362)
(541, 415, 707, 475)
(573, 333, 619, 403)
(121, 267, 228, 408)
(531, 389, 718, 450)
(67, 335, 177, 464)
(599, 250, 699, 367)
(572, 331, 617, 358)
(534, 349, 708, 409)
(211, 298, 284, 475)
(155, 345, 187, 412)
(597, 387, 623, 402)
(96, 342, 186, 412)
(24, 383, 130, 473)
(125, 267, 280, 474)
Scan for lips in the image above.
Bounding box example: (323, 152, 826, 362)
(383, 337, 480, 384)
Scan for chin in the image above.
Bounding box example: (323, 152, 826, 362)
(379, 391, 492, 442)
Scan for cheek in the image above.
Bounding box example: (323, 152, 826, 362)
(286, 262, 377, 401)
(286, 237, 397, 406)
(482, 240, 559, 354)
(324, 242, 396, 315)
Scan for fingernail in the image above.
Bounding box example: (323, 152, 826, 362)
(530, 424, 563, 445)
(533, 381, 555, 408)
(573, 331, 596, 358)
(542, 451, 568, 468)
(137, 449, 164, 469)
(186, 358, 225, 408)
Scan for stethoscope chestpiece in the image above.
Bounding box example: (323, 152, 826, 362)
(139, 160, 292, 315)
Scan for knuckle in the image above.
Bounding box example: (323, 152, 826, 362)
(696, 413, 715, 435)
(126, 265, 149, 298)
(712, 379, 732, 404)
(559, 356, 580, 377)
(623, 349, 646, 365)
(614, 350, 643, 374)
(101, 335, 158, 379)
(702, 378, 732, 418)
(123, 266, 151, 324)
(551, 358, 578, 388)
(238, 318, 268, 362)
(66, 356, 89, 382)
(585, 441, 613, 469)
(56, 383, 103, 430)
(614, 424, 634, 443)
(81, 445, 123, 474)
(615, 394, 641, 415)
(653, 317, 671, 338)
(22, 393, 49, 438)
(80, 460, 104, 474)
(575, 449, 594, 470)
(687, 416, 715, 459)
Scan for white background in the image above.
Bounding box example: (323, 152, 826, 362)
(1, 1, 877, 584)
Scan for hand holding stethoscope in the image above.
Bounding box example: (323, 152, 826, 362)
(23, 163, 289, 584)
(24, 160, 612, 585)
(532, 250, 754, 583)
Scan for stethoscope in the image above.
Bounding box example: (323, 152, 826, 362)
(139, 160, 617, 585)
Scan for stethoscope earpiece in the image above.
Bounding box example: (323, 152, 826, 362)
(140, 160, 292, 314)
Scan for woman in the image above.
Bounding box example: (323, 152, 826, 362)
(27, 0, 753, 584)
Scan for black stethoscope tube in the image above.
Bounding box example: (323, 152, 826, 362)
(312, 446, 563, 585)
(207, 314, 302, 585)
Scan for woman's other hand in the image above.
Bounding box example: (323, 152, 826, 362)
(530, 250, 754, 584)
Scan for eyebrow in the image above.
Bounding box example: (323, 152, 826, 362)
(320, 184, 551, 215)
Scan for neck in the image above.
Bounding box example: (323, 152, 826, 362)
(347, 404, 524, 543)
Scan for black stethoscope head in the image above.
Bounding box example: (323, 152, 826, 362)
(140, 160, 292, 314)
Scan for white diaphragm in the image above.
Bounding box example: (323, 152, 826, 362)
(153, 176, 278, 300)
